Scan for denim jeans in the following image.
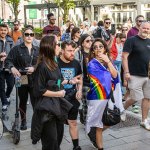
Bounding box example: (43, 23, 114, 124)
(0, 70, 14, 105)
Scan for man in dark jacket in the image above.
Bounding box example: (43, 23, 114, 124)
(0, 24, 14, 111)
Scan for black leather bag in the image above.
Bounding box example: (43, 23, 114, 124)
(102, 91, 121, 126)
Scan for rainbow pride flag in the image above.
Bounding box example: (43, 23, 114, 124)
(87, 58, 118, 100)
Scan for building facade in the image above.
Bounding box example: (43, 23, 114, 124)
(0, 0, 150, 27)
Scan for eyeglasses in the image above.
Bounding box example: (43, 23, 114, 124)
(50, 18, 56, 20)
(24, 33, 34, 37)
(122, 29, 128, 31)
(105, 22, 111, 24)
(85, 39, 93, 43)
(93, 45, 104, 50)
(121, 40, 126, 43)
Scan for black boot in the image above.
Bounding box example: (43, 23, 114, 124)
(98, 148, 103, 150)
(20, 120, 27, 130)
(73, 146, 81, 150)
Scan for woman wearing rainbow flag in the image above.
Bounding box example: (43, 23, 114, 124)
(86, 38, 118, 150)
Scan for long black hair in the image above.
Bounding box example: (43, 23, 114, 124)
(37, 35, 57, 70)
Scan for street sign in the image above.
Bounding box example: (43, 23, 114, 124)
(29, 2, 37, 19)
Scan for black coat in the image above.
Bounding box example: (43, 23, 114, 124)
(31, 80, 72, 144)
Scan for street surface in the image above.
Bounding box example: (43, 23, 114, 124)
(0, 88, 150, 150)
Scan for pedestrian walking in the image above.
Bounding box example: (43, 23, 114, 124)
(75, 34, 93, 124)
(31, 35, 72, 150)
(0, 24, 14, 111)
(86, 38, 118, 150)
(58, 40, 83, 150)
(122, 21, 150, 130)
(5, 27, 39, 130)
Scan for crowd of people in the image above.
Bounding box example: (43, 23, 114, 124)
(0, 12, 150, 150)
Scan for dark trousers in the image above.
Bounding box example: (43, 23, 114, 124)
(41, 119, 64, 150)
(0, 70, 14, 105)
(18, 85, 34, 122)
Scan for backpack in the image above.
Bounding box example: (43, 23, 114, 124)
(93, 26, 110, 41)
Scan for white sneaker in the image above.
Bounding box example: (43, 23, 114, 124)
(121, 111, 126, 122)
(7, 97, 10, 105)
(27, 100, 30, 105)
(140, 119, 150, 131)
(2, 105, 8, 111)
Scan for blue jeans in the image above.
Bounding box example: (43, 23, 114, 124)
(114, 60, 122, 72)
(0, 70, 14, 105)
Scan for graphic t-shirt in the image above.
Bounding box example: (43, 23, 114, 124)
(58, 58, 82, 90)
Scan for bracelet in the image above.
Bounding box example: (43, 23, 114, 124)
(107, 60, 111, 64)
(67, 79, 70, 84)
(124, 72, 129, 74)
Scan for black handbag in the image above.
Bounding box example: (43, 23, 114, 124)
(102, 91, 121, 126)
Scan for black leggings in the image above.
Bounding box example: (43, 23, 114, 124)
(18, 85, 34, 122)
(41, 119, 64, 150)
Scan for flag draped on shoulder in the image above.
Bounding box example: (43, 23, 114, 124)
(87, 58, 119, 100)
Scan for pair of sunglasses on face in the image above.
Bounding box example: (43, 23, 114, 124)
(24, 33, 34, 37)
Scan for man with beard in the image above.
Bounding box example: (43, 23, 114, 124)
(43, 13, 60, 36)
(0, 24, 14, 111)
(10, 20, 22, 44)
(122, 21, 150, 130)
(58, 41, 83, 150)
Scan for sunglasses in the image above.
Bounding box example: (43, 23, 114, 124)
(105, 22, 111, 24)
(85, 39, 93, 43)
(50, 18, 56, 20)
(24, 33, 34, 37)
(122, 29, 128, 31)
(137, 20, 144, 23)
(93, 45, 104, 50)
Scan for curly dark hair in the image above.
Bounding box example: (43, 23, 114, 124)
(89, 38, 109, 61)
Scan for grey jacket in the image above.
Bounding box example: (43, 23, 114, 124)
(0, 35, 14, 69)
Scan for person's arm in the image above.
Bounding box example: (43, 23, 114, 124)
(122, 52, 130, 82)
(75, 74, 83, 100)
(43, 90, 65, 97)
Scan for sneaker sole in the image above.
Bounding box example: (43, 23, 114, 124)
(140, 124, 150, 131)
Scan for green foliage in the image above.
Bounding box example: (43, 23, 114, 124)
(33, 27, 43, 34)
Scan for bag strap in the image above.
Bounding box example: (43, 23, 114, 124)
(110, 90, 115, 103)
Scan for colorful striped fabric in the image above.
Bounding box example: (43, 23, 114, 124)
(87, 58, 118, 100)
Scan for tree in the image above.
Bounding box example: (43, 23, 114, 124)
(51, 0, 90, 23)
(5, 0, 26, 21)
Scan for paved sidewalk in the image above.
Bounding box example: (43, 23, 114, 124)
(1, 113, 150, 150)
(0, 88, 150, 150)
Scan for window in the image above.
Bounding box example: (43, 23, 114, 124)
(123, 12, 127, 23)
(117, 13, 121, 23)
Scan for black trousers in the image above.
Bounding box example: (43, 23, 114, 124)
(0, 70, 14, 105)
(18, 85, 34, 122)
(41, 119, 64, 150)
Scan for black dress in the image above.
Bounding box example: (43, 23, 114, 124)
(33, 62, 64, 150)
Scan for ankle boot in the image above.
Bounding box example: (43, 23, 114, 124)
(98, 148, 103, 150)
(20, 120, 27, 130)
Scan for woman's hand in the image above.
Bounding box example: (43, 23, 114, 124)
(11, 67, 21, 77)
(57, 90, 66, 97)
(25, 67, 35, 74)
(97, 53, 110, 64)
(76, 90, 82, 100)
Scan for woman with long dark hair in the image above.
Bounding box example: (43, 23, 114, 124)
(32, 35, 71, 150)
(86, 38, 118, 150)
